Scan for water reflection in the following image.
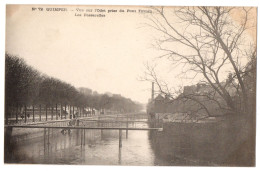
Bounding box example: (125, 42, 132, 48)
(5, 123, 158, 165)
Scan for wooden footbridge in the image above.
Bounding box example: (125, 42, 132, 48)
(5, 113, 163, 149)
(5, 113, 162, 129)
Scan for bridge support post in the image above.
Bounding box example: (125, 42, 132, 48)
(44, 128, 46, 154)
(101, 129, 103, 140)
(126, 114, 129, 139)
(118, 146, 122, 165)
(47, 128, 50, 155)
(83, 129, 85, 145)
(126, 123, 128, 139)
(119, 129, 122, 148)
(80, 129, 82, 146)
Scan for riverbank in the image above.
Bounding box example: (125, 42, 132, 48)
(149, 114, 255, 166)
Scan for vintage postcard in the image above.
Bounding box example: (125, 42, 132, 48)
(4, 4, 257, 166)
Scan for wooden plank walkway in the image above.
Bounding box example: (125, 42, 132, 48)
(6, 118, 152, 126)
(5, 113, 163, 130)
(79, 119, 152, 123)
(6, 113, 149, 124)
(5, 125, 163, 131)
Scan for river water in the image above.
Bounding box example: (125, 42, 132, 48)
(5, 122, 168, 166)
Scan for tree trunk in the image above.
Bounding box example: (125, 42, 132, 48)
(51, 106, 54, 120)
(16, 104, 18, 124)
(65, 104, 67, 119)
(216, 33, 248, 114)
(60, 104, 63, 120)
(24, 105, 27, 123)
(39, 104, 41, 121)
(56, 104, 58, 120)
(33, 105, 35, 122)
(45, 104, 48, 121)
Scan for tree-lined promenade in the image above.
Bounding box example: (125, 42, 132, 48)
(5, 54, 142, 124)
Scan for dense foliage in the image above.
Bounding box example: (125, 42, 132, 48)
(5, 53, 142, 117)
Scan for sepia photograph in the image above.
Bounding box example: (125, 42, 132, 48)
(3, 3, 257, 167)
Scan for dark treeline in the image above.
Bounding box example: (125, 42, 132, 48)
(5, 53, 142, 121)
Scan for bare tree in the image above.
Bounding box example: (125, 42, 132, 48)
(144, 7, 256, 115)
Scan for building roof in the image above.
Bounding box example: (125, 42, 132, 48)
(154, 94, 165, 101)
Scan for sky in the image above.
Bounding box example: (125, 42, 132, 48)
(5, 5, 161, 103)
(5, 5, 257, 104)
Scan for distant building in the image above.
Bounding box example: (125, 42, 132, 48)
(113, 94, 122, 98)
(150, 81, 237, 117)
(105, 92, 113, 97)
(154, 94, 167, 113)
(78, 87, 92, 95)
(92, 91, 98, 95)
